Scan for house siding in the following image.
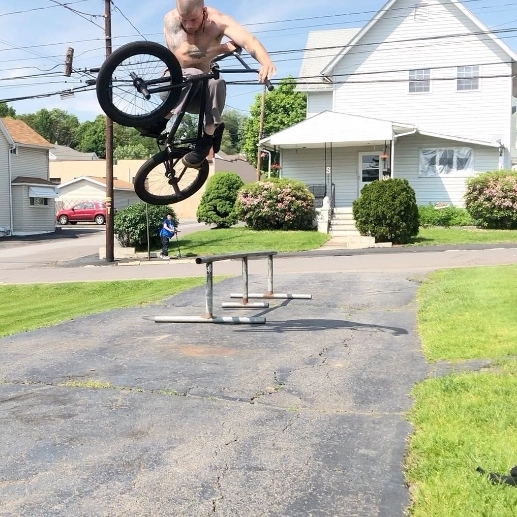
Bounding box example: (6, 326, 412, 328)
(332, 0, 513, 148)
(12, 185, 56, 233)
(307, 92, 333, 118)
(11, 146, 50, 180)
(57, 181, 140, 210)
(281, 135, 498, 208)
(282, 145, 386, 206)
(393, 133, 499, 205)
(0, 134, 10, 228)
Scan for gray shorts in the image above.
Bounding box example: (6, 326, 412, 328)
(171, 68, 226, 127)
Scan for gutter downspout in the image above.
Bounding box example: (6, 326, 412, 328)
(392, 129, 417, 178)
(8, 144, 14, 236)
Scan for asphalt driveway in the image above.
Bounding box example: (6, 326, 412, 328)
(0, 270, 428, 516)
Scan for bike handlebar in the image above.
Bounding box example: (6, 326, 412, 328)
(212, 47, 274, 91)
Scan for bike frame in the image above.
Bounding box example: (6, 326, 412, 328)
(140, 52, 262, 150)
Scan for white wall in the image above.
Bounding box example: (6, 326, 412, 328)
(307, 92, 333, 118)
(332, 0, 513, 148)
(12, 185, 56, 233)
(281, 135, 499, 207)
(393, 133, 499, 205)
(0, 134, 10, 228)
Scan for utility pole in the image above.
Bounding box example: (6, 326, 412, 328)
(104, 0, 114, 262)
(256, 84, 266, 181)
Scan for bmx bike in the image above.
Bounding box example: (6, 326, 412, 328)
(95, 41, 273, 205)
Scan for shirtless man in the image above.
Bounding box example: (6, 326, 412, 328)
(141, 0, 276, 169)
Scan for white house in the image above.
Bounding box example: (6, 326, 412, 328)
(57, 176, 140, 211)
(0, 117, 57, 236)
(261, 0, 517, 221)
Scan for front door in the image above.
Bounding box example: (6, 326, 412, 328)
(358, 152, 381, 193)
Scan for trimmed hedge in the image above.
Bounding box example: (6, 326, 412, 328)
(114, 203, 178, 250)
(418, 204, 474, 227)
(353, 179, 419, 244)
(196, 172, 244, 228)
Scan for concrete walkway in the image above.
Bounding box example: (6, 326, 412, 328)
(0, 239, 516, 516)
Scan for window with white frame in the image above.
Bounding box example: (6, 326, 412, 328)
(409, 69, 430, 93)
(457, 65, 479, 91)
(419, 148, 473, 176)
(30, 197, 49, 206)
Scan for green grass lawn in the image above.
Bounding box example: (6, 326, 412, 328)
(0, 278, 205, 338)
(411, 227, 517, 246)
(408, 265, 517, 516)
(170, 227, 330, 256)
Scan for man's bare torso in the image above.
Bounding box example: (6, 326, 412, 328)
(164, 7, 224, 72)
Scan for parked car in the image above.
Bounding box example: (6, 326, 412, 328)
(56, 202, 107, 225)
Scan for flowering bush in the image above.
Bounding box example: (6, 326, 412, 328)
(464, 170, 517, 229)
(235, 178, 316, 230)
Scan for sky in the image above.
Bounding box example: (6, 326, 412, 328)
(0, 0, 516, 122)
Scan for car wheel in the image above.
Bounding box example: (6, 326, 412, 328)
(58, 215, 69, 225)
(95, 215, 105, 225)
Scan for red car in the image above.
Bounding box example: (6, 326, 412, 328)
(56, 201, 107, 225)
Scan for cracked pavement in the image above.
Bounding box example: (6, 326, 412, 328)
(0, 270, 430, 516)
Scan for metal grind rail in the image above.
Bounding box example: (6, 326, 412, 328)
(153, 251, 311, 325)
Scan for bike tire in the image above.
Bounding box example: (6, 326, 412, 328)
(134, 149, 209, 205)
(96, 41, 183, 127)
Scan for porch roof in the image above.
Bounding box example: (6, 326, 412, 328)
(260, 111, 415, 149)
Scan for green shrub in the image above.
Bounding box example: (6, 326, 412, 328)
(235, 178, 316, 231)
(196, 172, 244, 228)
(418, 204, 474, 227)
(353, 179, 419, 244)
(114, 203, 178, 250)
(464, 170, 517, 229)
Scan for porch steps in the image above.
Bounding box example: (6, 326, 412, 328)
(324, 207, 392, 248)
(329, 207, 361, 236)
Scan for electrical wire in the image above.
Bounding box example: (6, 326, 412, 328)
(110, 1, 147, 41)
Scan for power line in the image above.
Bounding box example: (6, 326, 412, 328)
(111, 1, 147, 40)
(48, 0, 105, 31)
(0, 0, 89, 18)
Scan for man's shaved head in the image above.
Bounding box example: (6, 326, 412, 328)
(176, 0, 204, 16)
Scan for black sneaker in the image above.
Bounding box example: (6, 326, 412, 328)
(212, 123, 225, 154)
(138, 118, 168, 138)
(182, 132, 214, 168)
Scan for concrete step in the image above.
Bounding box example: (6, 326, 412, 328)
(332, 207, 354, 214)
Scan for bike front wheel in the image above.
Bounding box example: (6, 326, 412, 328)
(134, 149, 209, 205)
(96, 41, 183, 127)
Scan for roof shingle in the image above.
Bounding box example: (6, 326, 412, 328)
(1, 117, 53, 148)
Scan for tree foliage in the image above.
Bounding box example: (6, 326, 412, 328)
(242, 77, 306, 169)
(17, 108, 80, 147)
(0, 102, 16, 118)
(220, 109, 248, 154)
(196, 172, 244, 228)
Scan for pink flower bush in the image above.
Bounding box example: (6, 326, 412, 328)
(235, 179, 316, 230)
(465, 171, 517, 229)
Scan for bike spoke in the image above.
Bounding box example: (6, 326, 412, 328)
(109, 54, 171, 118)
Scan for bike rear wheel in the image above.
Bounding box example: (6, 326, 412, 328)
(134, 149, 209, 205)
(96, 41, 183, 127)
